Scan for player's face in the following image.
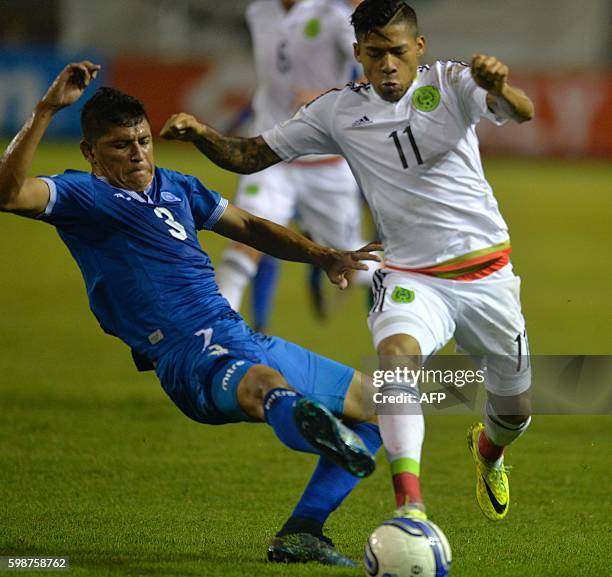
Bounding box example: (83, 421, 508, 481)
(354, 22, 425, 102)
(82, 119, 154, 192)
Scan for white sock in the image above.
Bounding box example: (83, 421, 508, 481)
(216, 248, 258, 311)
(378, 380, 425, 468)
(484, 401, 531, 447)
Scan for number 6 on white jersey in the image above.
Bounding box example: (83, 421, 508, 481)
(154, 207, 187, 241)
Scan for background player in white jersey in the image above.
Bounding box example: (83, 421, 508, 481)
(217, 0, 372, 330)
(161, 0, 535, 523)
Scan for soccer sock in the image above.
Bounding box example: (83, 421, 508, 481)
(308, 265, 323, 297)
(482, 402, 531, 462)
(252, 255, 280, 332)
(216, 248, 258, 311)
(263, 388, 317, 454)
(378, 381, 425, 507)
(288, 422, 382, 527)
(478, 430, 504, 463)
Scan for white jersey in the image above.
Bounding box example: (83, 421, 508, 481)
(246, 0, 356, 135)
(263, 60, 510, 270)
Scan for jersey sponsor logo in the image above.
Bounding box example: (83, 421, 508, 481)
(391, 286, 415, 304)
(351, 115, 373, 128)
(160, 191, 182, 203)
(304, 18, 321, 38)
(113, 192, 132, 202)
(412, 85, 441, 112)
(221, 360, 246, 390)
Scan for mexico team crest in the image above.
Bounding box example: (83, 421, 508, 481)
(304, 18, 321, 38)
(391, 287, 415, 303)
(244, 184, 260, 196)
(412, 86, 441, 112)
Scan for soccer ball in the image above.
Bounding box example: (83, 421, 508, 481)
(364, 516, 452, 577)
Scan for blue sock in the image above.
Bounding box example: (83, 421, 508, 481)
(291, 422, 382, 524)
(252, 255, 280, 332)
(308, 264, 323, 296)
(263, 388, 317, 454)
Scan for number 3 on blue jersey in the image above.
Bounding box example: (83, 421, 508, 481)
(154, 207, 187, 241)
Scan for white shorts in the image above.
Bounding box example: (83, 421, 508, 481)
(368, 264, 531, 396)
(234, 159, 364, 250)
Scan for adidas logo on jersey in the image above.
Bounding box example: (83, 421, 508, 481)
(351, 115, 373, 127)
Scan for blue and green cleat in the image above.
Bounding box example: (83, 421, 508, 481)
(294, 398, 376, 478)
(268, 532, 357, 567)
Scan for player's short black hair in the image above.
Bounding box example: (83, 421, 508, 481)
(351, 0, 418, 40)
(81, 87, 149, 142)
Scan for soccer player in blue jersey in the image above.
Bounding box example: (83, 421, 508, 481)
(0, 61, 383, 567)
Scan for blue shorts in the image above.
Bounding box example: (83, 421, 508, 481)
(155, 314, 354, 425)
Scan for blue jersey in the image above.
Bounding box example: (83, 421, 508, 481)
(39, 167, 233, 362)
(37, 166, 355, 426)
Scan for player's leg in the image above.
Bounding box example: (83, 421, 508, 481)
(218, 361, 376, 478)
(292, 161, 376, 320)
(217, 241, 262, 310)
(307, 263, 327, 320)
(216, 167, 294, 311)
(205, 352, 377, 565)
(455, 267, 532, 520)
(163, 323, 374, 566)
(251, 254, 280, 332)
(260, 338, 381, 565)
(269, 404, 380, 566)
(368, 270, 456, 517)
(269, 421, 380, 567)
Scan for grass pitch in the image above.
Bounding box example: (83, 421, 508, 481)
(0, 142, 610, 576)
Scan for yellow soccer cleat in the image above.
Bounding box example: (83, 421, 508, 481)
(394, 503, 428, 521)
(467, 422, 510, 521)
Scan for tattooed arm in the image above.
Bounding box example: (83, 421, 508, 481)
(160, 113, 281, 174)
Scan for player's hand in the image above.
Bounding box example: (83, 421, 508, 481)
(471, 54, 508, 96)
(324, 242, 382, 290)
(160, 113, 205, 142)
(39, 61, 100, 113)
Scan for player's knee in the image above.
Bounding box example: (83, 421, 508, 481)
(377, 334, 422, 369)
(237, 364, 289, 420)
(343, 371, 378, 424)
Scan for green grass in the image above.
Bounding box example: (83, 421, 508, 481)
(1, 142, 610, 576)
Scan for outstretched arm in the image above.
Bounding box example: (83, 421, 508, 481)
(213, 204, 381, 290)
(0, 61, 100, 216)
(160, 113, 281, 174)
(471, 54, 534, 123)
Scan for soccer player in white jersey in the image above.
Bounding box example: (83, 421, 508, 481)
(217, 0, 373, 329)
(161, 0, 535, 522)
